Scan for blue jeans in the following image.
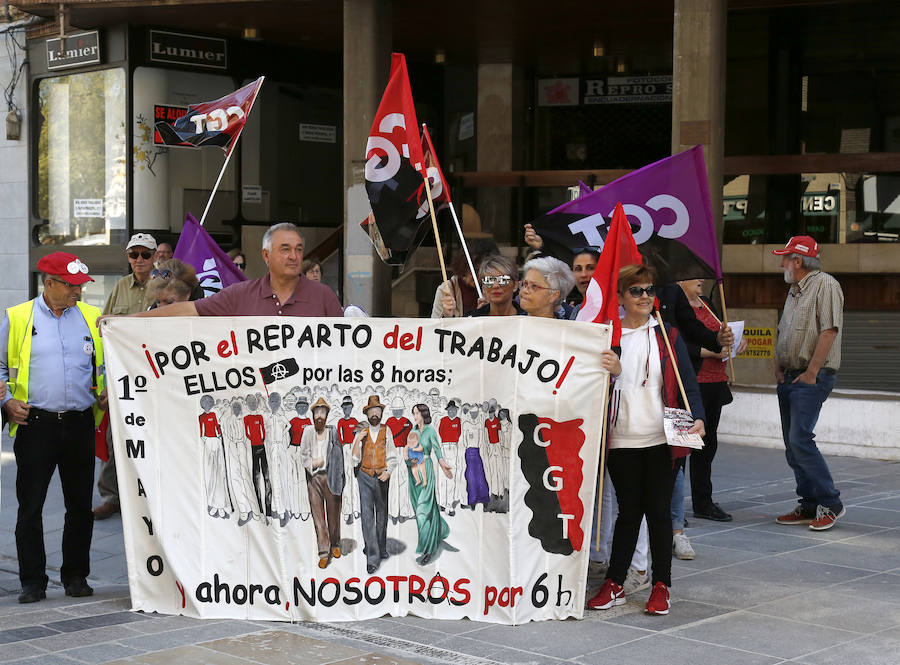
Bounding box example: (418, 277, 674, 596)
(776, 370, 841, 511)
(671, 467, 685, 530)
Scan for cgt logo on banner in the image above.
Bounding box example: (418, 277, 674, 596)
(101, 316, 611, 624)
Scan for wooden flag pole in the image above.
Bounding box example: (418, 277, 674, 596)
(594, 372, 611, 550)
(700, 297, 736, 384)
(655, 311, 691, 410)
(424, 175, 449, 286)
(717, 282, 736, 384)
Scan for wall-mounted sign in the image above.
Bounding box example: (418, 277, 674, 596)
(537, 78, 580, 106)
(583, 75, 672, 105)
(46, 31, 101, 70)
(241, 185, 263, 203)
(73, 198, 104, 218)
(152, 104, 189, 145)
(737, 327, 775, 359)
(299, 123, 337, 143)
(149, 30, 227, 70)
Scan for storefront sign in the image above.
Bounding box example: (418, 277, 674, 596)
(737, 327, 775, 359)
(583, 75, 672, 105)
(299, 123, 337, 143)
(103, 316, 611, 624)
(150, 30, 227, 69)
(537, 78, 580, 106)
(73, 198, 104, 218)
(46, 31, 101, 70)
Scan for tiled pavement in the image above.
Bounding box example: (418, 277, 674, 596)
(2, 431, 899, 665)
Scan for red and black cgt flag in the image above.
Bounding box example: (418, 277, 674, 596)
(362, 54, 428, 258)
(517, 413, 587, 555)
(154, 77, 264, 155)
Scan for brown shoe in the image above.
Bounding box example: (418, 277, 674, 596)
(92, 501, 120, 520)
(332, 546, 341, 559)
(318, 557, 329, 569)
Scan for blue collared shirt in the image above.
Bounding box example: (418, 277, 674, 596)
(1, 296, 97, 412)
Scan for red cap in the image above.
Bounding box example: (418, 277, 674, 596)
(772, 235, 819, 258)
(36, 252, 94, 285)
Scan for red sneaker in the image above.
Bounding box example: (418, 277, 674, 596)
(775, 505, 815, 525)
(645, 582, 670, 615)
(809, 505, 846, 531)
(587, 579, 625, 610)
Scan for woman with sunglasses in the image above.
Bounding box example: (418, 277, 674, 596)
(228, 248, 246, 272)
(468, 255, 524, 317)
(147, 258, 204, 304)
(518, 256, 575, 319)
(523, 223, 599, 311)
(587, 264, 705, 617)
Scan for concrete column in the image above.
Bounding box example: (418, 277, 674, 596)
(672, 0, 727, 246)
(343, 0, 392, 315)
(476, 63, 522, 242)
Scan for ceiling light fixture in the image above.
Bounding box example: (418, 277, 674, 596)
(592, 40, 605, 58)
(242, 27, 261, 41)
(435, 48, 446, 65)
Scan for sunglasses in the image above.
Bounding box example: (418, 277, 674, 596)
(627, 285, 656, 298)
(572, 246, 602, 256)
(48, 276, 81, 288)
(150, 268, 173, 280)
(519, 279, 554, 293)
(482, 275, 512, 287)
(128, 250, 154, 260)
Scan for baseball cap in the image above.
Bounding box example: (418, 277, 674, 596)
(126, 233, 158, 251)
(37, 252, 94, 285)
(772, 235, 819, 258)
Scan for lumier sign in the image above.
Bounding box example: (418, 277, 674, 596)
(46, 31, 100, 70)
(149, 30, 227, 69)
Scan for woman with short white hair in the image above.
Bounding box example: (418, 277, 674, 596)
(518, 256, 576, 319)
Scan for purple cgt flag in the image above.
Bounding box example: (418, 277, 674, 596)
(534, 146, 722, 284)
(174, 213, 246, 297)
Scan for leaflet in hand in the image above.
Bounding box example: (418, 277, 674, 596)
(663, 407, 704, 449)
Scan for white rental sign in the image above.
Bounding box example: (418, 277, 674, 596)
(102, 316, 610, 624)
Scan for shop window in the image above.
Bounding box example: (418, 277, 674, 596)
(36, 68, 127, 246)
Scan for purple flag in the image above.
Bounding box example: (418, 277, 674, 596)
(534, 146, 722, 283)
(577, 181, 593, 198)
(174, 213, 246, 297)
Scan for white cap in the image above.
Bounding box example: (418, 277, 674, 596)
(126, 233, 157, 251)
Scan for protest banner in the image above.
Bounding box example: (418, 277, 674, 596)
(101, 316, 611, 624)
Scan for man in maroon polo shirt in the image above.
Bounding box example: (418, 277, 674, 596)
(127, 222, 342, 318)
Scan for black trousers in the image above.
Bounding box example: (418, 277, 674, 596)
(689, 382, 726, 511)
(607, 444, 676, 588)
(14, 408, 95, 589)
(250, 446, 271, 516)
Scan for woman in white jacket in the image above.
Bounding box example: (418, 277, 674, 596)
(587, 264, 706, 617)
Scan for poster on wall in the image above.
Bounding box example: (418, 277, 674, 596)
(102, 316, 611, 624)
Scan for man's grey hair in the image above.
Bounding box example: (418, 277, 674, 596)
(790, 253, 821, 272)
(262, 222, 303, 252)
(477, 254, 518, 281)
(521, 256, 575, 308)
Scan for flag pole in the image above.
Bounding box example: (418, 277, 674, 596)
(448, 201, 483, 300)
(594, 372, 610, 550)
(716, 282, 736, 384)
(424, 176, 449, 285)
(199, 76, 265, 227)
(655, 311, 691, 410)
(700, 296, 736, 384)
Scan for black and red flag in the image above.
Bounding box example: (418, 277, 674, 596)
(154, 77, 264, 155)
(517, 413, 587, 555)
(361, 54, 429, 264)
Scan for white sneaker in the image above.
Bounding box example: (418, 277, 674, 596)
(623, 567, 650, 595)
(673, 532, 695, 560)
(587, 560, 609, 578)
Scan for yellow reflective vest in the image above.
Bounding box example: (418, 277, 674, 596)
(5, 298, 105, 437)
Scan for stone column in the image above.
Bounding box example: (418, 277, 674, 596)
(476, 63, 522, 242)
(672, 0, 727, 245)
(343, 0, 392, 315)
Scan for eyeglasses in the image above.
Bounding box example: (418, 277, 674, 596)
(482, 275, 512, 287)
(233, 261, 245, 270)
(48, 277, 81, 288)
(627, 285, 656, 298)
(128, 250, 154, 260)
(519, 279, 554, 293)
(150, 268, 173, 280)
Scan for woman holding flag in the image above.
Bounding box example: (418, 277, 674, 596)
(587, 264, 705, 617)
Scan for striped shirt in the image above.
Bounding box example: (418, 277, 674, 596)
(776, 270, 843, 372)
